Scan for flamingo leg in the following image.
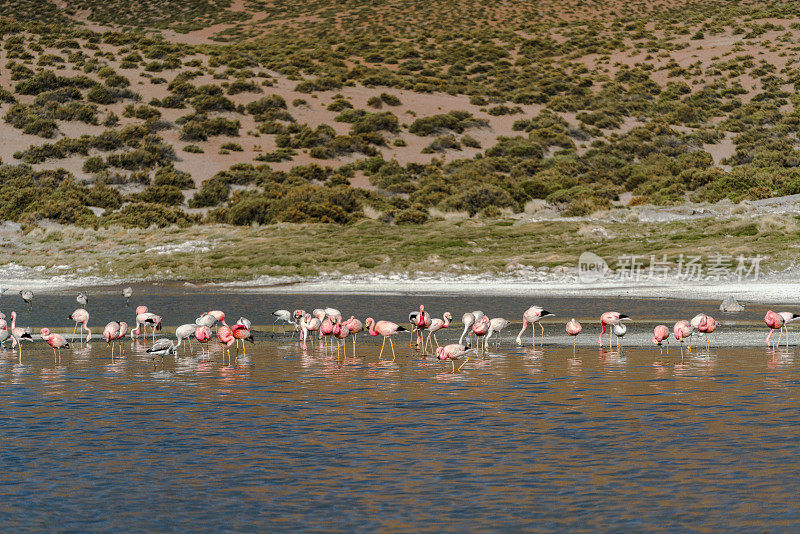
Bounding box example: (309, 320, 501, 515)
(379, 337, 386, 360)
(434, 333, 440, 349)
(451, 360, 455, 373)
(458, 356, 469, 371)
(353, 335, 356, 358)
(390, 338, 396, 362)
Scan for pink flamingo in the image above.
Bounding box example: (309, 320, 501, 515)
(486, 318, 510, 348)
(776, 311, 799, 348)
(364, 317, 407, 361)
(320, 316, 335, 348)
(333, 318, 350, 361)
(674, 320, 693, 353)
(195, 325, 212, 356)
(103, 321, 121, 357)
(217, 325, 235, 364)
(598, 312, 629, 349)
(652, 325, 670, 354)
(131, 306, 147, 338)
(425, 312, 452, 351)
(231, 324, 254, 356)
(302, 313, 322, 349)
(691, 314, 717, 349)
(412, 305, 432, 349)
(290, 309, 306, 340)
(343, 316, 363, 357)
(472, 315, 490, 351)
(69, 308, 91, 344)
(10, 312, 33, 357)
(436, 344, 473, 372)
(765, 310, 785, 347)
(40, 328, 69, 362)
(516, 306, 553, 346)
(566, 318, 582, 348)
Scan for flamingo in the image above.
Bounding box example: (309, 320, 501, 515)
(135, 312, 161, 342)
(131, 305, 149, 339)
(674, 320, 693, 353)
(19, 289, 33, 308)
(272, 309, 294, 334)
(652, 325, 670, 354)
(324, 308, 341, 320)
(195, 325, 212, 356)
(123, 286, 133, 306)
(10, 312, 32, 358)
(175, 324, 198, 354)
(303, 313, 322, 348)
(776, 311, 799, 348)
(472, 315, 490, 351)
(343, 316, 363, 357)
(290, 309, 306, 340)
(459, 312, 475, 346)
(117, 321, 128, 354)
(425, 312, 452, 351)
(0, 326, 9, 349)
(103, 321, 121, 357)
(217, 325, 235, 364)
(333, 318, 350, 361)
(409, 305, 431, 349)
(765, 310, 785, 348)
(691, 314, 717, 349)
(206, 310, 228, 327)
(41, 328, 69, 362)
(436, 344, 474, 372)
(232, 324, 254, 356)
(69, 308, 92, 344)
(486, 317, 510, 348)
(319, 315, 336, 349)
(365, 317, 407, 361)
(147, 338, 178, 363)
(598, 312, 629, 349)
(566, 319, 582, 348)
(516, 306, 553, 346)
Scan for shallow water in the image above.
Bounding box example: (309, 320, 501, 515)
(0, 288, 798, 531)
(1, 327, 799, 530)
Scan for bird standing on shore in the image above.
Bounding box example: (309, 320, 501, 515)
(123, 287, 133, 306)
(77, 293, 88, 308)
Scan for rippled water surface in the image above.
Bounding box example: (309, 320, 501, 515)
(0, 288, 798, 531)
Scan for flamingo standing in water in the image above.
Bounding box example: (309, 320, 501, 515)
(69, 308, 92, 344)
(598, 312, 629, 349)
(516, 306, 553, 346)
(333, 318, 350, 362)
(425, 312, 452, 351)
(10, 312, 33, 358)
(652, 325, 670, 354)
(217, 325, 235, 364)
(175, 324, 198, 354)
(272, 309, 294, 335)
(19, 290, 33, 308)
(320, 315, 335, 349)
(411, 305, 431, 349)
(436, 344, 474, 372)
(674, 320, 693, 353)
(232, 323, 254, 356)
(343, 316, 363, 356)
(776, 311, 800, 348)
(486, 317, 510, 348)
(459, 312, 475, 346)
(123, 286, 133, 306)
(691, 314, 717, 349)
(135, 312, 161, 342)
(472, 315, 490, 351)
(195, 325, 212, 356)
(103, 321, 121, 357)
(40, 328, 69, 362)
(302, 313, 321, 349)
(764, 310, 785, 348)
(365, 318, 407, 361)
(566, 319, 582, 348)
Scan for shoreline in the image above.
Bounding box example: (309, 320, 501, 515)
(4, 268, 800, 305)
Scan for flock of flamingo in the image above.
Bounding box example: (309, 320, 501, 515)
(0, 287, 797, 371)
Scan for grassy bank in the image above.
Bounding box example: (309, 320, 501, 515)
(4, 213, 798, 282)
